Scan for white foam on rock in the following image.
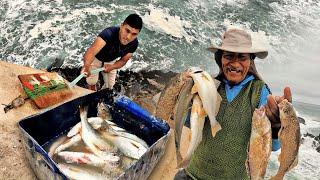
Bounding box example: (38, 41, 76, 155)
(142, 4, 194, 43)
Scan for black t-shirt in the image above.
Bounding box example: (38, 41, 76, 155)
(95, 26, 138, 62)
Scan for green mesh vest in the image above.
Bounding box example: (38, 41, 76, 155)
(186, 79, 265, 180)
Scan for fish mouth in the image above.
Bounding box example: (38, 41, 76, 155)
(193, 70, 203, 74)
(187, 67, 203, 74)
(254, 106, 266, 118)
(278, 99, 290, 110)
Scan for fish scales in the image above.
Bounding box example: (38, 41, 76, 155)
(272, 99, 300, 180)
(156, 72, 190, 128)
(174, 77, 194, 164)
(80, 106, 116, 160)
(247, 106, 272, 180)
(190, 71, 221, 137)
(178, 95, 206, 168)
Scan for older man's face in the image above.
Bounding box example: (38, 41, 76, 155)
(221, 51, 251, 84)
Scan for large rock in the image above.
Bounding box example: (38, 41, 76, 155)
(51, 67, 178, 114)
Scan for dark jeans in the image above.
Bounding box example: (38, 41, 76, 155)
(174, 169, 193, 180)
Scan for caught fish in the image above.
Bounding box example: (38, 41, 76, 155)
(48, 135, 68, 157)
(108, 128, 149, 149)
(97, 102, 112, 121)
(109, 124, 126, 132)
(247, 106, 272, 180)
(80, 105, 116, 160)
(67, 114, 148, 159)
(105, 119, 116, 126)
(178, 95, 206, 168)
(173, 76, 194, 164)
(57, 151, 120, 169)
(57, 163, 106, 180)
(67, 122, 81, 138)
(99, 130, 148, 160)
(3, 95, 27, 113)
(99, 119, 126, 132)
(156, 72, 190, 128)
(190, 70, 221, 137)
(272, 99, 300, 180)
(55, 134, 82, 154)
(67, 116, 133, 146)
(67, 118, 119, 138)
(88, 117, 109, 130)
(67, 116, 136, 139)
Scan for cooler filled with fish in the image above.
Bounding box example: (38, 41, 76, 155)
(18, 89, 170, 180)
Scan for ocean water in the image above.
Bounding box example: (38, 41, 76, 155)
(1, 0, 320, 178)
(1, 0, 320, 105)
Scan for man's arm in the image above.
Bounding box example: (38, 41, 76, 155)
(103, 53, 133, 73)
(81, 37, 106, 76)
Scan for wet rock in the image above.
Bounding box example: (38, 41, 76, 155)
(304, 132, 315, 138)
(303, 133, 320, 153)
(314, 134, 320, 142)
(50, 67, 177, 110)
(298, 116, 306, 125)
(315, 134, 320, 153)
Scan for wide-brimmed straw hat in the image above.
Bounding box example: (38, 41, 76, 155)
(208, 29, 268, 59)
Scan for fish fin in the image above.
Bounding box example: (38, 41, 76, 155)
(201, 73, 211, 81)
(213, 79, 221, 87)
(176, 152, 183, 166)
(191, 85, 198, 94)
(199, 109, 207, 117)
(67, 122, 81, 138)
(271, 174, 284, 180)
(211, 123, 222, 137)
(215, 93, 222, 116)
(288, 156, 298, 171)
(177, 159, 190, 169)
(277, 152, 281, 163)
(278, 126, 284, 139)
(245, 144, 250, 175)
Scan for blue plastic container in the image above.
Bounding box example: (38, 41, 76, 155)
(18, 89, 170, 180)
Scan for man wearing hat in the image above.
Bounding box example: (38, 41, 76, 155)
(174, 28, 292, 179)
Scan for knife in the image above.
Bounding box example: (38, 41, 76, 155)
(68, 67, 105, 88)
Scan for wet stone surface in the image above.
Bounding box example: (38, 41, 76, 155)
(303, 133, 320, 153)
(51, 67, 177, 114)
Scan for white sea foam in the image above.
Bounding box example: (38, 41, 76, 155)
(29, 7, 114, 39)
(142, 4, 194, 43)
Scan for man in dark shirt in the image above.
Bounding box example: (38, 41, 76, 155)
(81, 14, 143, 91)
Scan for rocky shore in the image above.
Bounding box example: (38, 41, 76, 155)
(51, 67, 177, 114)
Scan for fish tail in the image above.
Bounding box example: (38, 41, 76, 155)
(80, 105, 88, 119)
(211, 122, 222, 137)
(191, 84, 198, 94)
(271, 173, 284, 180)
(177, 159, 190, 169)
(176, 151, 183, 165)
(288, 156, 298, 171)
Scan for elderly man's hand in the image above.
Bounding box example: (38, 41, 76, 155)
(265, 87, 292, 128)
